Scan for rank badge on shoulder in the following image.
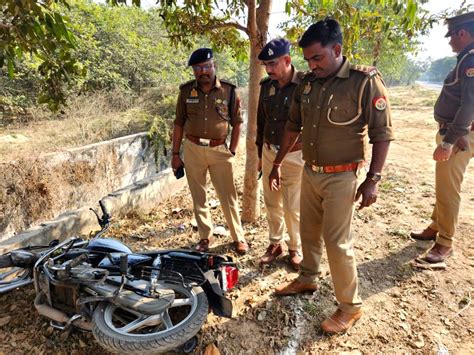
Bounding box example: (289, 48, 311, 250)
(303, 82, 312, 95)
(466, 68, 474, 77)
(269, 86, 276, 96)
(190, 88, 198, 97)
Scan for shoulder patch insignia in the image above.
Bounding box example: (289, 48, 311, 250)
(351, 64, 378, 77)
(373, 96, 387, 111)
(466, 68, 474, 77)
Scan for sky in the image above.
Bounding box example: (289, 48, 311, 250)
(266, 0, 471, 61)
(139, 0, 472, 61)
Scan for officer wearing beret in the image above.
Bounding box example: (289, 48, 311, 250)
(256, 39, 304, 269)
(171, 48, 249, 254)
(411, 12, 474, 264)
(270, 19, 394, 334)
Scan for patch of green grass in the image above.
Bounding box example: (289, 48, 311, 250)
(388, 228, 408, 237)
(302, 299, 321, 317)
(379, 180, 394, 192)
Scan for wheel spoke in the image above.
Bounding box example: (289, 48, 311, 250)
(116, 316, 151, 333)
(102, 284, 199, 337)
(171, 298, 192, 307)
(160, 311, 173, 329)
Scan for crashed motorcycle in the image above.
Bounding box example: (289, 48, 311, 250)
(0, 202, 238, 353)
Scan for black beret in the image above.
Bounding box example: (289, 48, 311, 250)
(188, 48, 213, 66)
(258, 38, 290, 61)
(445, 11, 474, 37)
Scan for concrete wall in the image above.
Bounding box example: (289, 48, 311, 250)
(0, 169, 186, 254)
(0, 132, 182, 246)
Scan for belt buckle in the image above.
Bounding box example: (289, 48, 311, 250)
(311, 165, 324, 173)
(199, 138, 211, 146)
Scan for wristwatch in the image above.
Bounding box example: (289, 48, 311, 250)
(440, 141, 453, 150)
(367, 171, 382, 183)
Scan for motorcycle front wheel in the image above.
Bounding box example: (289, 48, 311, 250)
(92, 283, 209, 354)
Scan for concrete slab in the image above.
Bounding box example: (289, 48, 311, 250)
(0, 169, 187, 254)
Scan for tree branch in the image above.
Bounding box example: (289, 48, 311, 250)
(200, 21, 249, 35)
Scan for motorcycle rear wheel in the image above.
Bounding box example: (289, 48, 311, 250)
(92, 283, 208, 354)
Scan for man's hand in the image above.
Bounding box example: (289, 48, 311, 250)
(171, 155, 184, 171)
(269, 165, 281, 191)
(433, 145, 453, 162)
(355, 178, 378, 210)
(453, 136, 469, 154)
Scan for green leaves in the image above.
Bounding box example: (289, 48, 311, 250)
(0, 0, 81, 110)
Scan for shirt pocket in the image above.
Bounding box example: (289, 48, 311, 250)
(186, 102, 201, 119)
(300, 97, 312, 126)
(279, 97, 291, 121)
(326, 94, 360, 126)
(215, 102, 231, 121)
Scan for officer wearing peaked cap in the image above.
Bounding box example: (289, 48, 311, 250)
(270, 18, 394, 334)
(171, 48, 249, 255)
(411, 11, 474, 265)
(256, 38, 304, 270)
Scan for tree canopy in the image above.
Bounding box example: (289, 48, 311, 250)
(0, 0, 82, 109)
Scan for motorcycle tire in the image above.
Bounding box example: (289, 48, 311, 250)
(0, 255, 13, 268)
(92, 283, 209, 354)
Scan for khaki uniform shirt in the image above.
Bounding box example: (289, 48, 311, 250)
(256, 66, 303, 158)
(174, 78, 243, 140)
(434, 43, 474, 144)
(287, 58, 395, 166)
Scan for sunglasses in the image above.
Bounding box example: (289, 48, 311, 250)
(192, 63, 214, 71)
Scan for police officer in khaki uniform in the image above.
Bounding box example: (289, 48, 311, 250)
(411, 12, 474, 264)
(171, 48, 249, 254)
(269, 19, 394, 334)
(256, 39, 304, 269)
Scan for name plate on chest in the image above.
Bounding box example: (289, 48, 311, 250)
(186, 98, 200, 104)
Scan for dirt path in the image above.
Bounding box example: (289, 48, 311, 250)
(0, 86, 472, 354)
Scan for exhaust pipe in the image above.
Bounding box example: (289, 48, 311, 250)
(34, 292, 92, 331)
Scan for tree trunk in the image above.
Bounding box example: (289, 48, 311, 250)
(241, 0, 271, 222)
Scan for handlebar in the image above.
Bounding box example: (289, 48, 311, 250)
(90, 200, 111, 230)
(99, 200, 111, 224)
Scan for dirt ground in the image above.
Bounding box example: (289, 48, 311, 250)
(0, 85, 473, 354)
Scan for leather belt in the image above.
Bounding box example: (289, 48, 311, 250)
(186, 135, 226, 147)
(439, 122, 474, 131)
(305, 161, 362, 174)
(264, 141, 303, 153)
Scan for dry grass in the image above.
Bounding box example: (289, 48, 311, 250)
(0, 89, 149, 163)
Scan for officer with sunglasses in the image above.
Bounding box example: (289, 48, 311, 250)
(171, 48, 249, 255)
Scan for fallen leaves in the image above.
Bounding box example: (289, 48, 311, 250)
(0, 316, 11, 327)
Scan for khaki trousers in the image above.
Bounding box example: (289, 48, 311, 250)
(262, 145, 304, 250)
(430, 131, 474, 247)
(183, 139, 245, 242)
(297, 165, 362, 314)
